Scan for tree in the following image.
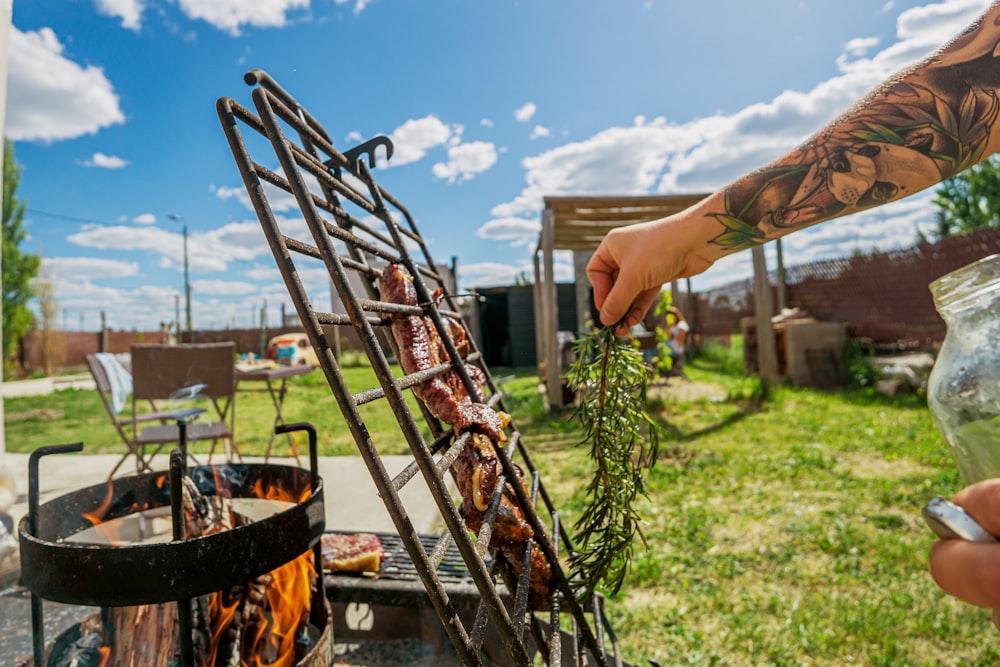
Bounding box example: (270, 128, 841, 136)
(36, 268, 63, 376)
(2, 140, 41, 375)
(932, 153, 1000, 238)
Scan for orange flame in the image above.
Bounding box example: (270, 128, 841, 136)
(81, 474, 168, 544)
(202, 473, 316, 666)
(81, 480, 115, 528)
(85, 467, 318, 665)
(251, 476, 312, 504)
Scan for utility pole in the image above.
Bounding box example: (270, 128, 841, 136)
(168, 214, 192, 335)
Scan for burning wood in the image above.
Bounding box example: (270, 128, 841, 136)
(49, 471, 316, 667)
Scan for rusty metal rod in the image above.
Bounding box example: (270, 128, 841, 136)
(169, 449, 195, 667)
(513, 539, 533, 640)
(27, 442, 83, 667)
(427, 532, 453, 572)
(220, 72, 632, 666)
(245, 87, 489, 665)
(474, 473, 506, 560)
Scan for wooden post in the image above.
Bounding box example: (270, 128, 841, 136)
(776, 238, 788, 312)
(533, 251, 543, 376)
(685, 277, 697, 355)
(542, 209, 562, 409)
(752, 246, 778, 390)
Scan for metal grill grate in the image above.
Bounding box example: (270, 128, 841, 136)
(217, 70, 630, 667)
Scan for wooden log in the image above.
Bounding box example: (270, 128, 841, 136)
(50, 477, 309, 667)
(80, 479, 239, 666)
(103, 603, 181, 667)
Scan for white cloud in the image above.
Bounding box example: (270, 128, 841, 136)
(388, 115, 456, 166)
(245, 264, 281, 281)
(68, 224, 177, 253)
(82, 152, 129, 169)
(475, 217, 540, 247)
(334, 0, 375, 14)
(481, 118, 494, 128)
(42, 256, 140, 281)
(191, 279, 260, 296)
(491, 117, 695, 220)
(514, 102, 536, 123)
(844, 36, 880, 57)
(214, 175, 319, 213)
(6, 27, 125, 142)
(95, 0, 144, 30)
(459, 255, 574, 289)
(47, 278, 190, 331)
(175, 0, 309, 36)
(431, 141, 498, 183)
(529, 125, 550, 140)
(64, 218, 293, 274)
(133, 213, 156, 225)
(489, 0, 984, 237)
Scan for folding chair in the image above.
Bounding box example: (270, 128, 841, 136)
(86, 353, 208, 478)
(128, 342, 239, 467)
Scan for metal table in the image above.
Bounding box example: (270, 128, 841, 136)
(235, 364, 315, 463)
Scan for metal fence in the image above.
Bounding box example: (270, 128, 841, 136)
(687, 226, 1000, 350)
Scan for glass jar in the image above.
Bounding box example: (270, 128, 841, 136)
(927, 253, 1000, 484)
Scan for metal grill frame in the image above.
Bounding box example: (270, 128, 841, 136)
(217, 69, 626, 667)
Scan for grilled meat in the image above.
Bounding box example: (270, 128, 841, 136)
(455, 434, 534, 545)
(379, 262, 553, 607)
(378, 263, 508, 441)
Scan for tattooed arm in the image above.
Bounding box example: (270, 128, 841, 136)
(589, 0, 1000, 331)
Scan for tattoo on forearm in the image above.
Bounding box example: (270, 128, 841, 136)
(709, 4, 1000, 252)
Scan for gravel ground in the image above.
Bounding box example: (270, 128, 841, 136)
(0, 585, 97, 666)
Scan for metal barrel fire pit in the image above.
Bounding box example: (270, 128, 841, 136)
(18, 425, 331, 667)
(217, 70, 633, 667)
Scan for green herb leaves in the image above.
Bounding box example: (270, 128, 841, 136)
(564, 325, 661, 599)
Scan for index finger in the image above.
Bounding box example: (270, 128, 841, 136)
(586, 261, 616, 312)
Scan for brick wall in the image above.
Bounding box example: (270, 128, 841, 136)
(689, 226, 1000, 350)
(19, 325, 364, 375)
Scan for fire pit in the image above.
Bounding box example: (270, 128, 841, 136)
(17, 423, 329, 667)
(217, 70, 633, 666)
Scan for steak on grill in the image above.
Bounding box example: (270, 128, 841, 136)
(379, 263, 553, 607)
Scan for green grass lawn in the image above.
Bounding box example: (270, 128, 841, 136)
(4, 344, 994, 665)
(505, 340, 992, 667)
(3, 359, 424, 459)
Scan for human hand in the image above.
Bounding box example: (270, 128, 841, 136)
(586, 208, 719, 334)
(928, 479, 1000, 629)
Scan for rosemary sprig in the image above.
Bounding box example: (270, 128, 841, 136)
(564, 324, 661, 599)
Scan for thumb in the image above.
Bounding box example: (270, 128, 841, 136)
(599, 282, 636, 329)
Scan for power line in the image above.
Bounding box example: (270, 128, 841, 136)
(25, 208, 125, 226)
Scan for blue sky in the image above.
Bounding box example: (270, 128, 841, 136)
(6, 0, 989, 331)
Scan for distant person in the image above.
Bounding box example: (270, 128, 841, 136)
(665, 307, 689, 375)
(585, 0, 1000, 629)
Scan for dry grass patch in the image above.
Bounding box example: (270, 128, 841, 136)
(836, 449, 936, 480)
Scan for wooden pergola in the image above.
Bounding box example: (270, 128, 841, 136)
(532, 193, 709, 408)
